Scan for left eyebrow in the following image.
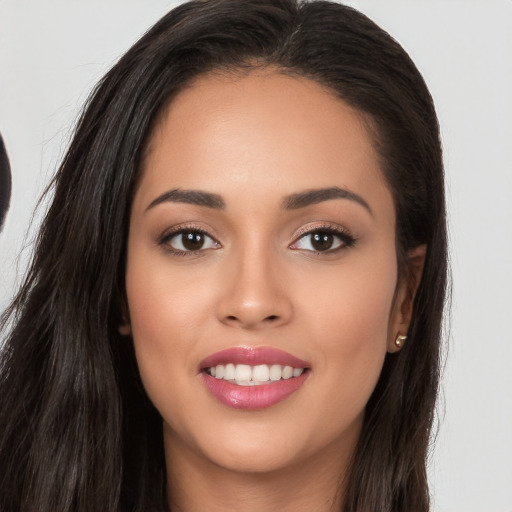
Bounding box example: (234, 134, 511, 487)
(145, 188, 226, 212)
(282, 186, 373, 216)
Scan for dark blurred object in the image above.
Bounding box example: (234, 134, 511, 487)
(0, 133, 12, 230)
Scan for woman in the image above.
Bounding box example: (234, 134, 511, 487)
(0, 1, 447, 511)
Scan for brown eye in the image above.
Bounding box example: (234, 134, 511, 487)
(164, 229, 219, 253)
(290, 227, 355, 254)
(182, 232, 205, 251)
(311, 232, 334, 251)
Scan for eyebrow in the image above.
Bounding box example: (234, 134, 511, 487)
(145, 186, 372, 215)
(282, 186, 373, 215)
(145, 188, 225, 211)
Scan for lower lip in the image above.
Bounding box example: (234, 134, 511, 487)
(202, 372, 309, 410)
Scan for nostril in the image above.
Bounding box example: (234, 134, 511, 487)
(225, 315, 278, 322)
(220, 310, 287, 328)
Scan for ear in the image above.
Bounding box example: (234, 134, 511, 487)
(387, 244, 427, 353)
(119, 322, 131, 336)
(118, 296, 132, 336)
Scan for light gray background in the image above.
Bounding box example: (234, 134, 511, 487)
(1, 1, 511, 511)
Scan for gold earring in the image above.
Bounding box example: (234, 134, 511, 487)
(395, 334, 407, 348)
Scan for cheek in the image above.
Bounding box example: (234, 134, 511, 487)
(298, 253, 397, 407)
(126, 245, 213, 342)
(123, 249, 213, 410)
(301, 250, 397, 343)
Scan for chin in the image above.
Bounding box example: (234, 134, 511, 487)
(164, 410, 311, 475)
(205, 440, 303, 475)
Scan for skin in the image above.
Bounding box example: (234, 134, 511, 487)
(122, 70, 425, 512)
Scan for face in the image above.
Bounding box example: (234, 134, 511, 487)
(123, 70, 414, 477)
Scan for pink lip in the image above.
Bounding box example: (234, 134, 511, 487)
(199, 346, 310, 410)
(199, 346, 309, 370)
(202, 372, 308, 410)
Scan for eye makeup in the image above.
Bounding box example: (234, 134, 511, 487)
(158, 223, 221, 257)
(289, 222, 357, 255)
(156, 220, 357, 259)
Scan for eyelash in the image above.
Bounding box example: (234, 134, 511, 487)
(290, 223, 357, 255)
(158, 224, 220, 257)
(158, 223, 356, 257)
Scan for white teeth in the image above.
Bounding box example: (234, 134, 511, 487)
(269, 364, 282, 381)
(234, 364, 252, 381)
(252, 364, 270, 381)
(282, 366, 293, 379)
(235, 379, 254, 386)
(224, 363, 235, 380)
(215, 364, 224, 379)
(207, 363, 306, 385)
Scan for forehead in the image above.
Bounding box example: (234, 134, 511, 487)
(136, 69, 392, 215)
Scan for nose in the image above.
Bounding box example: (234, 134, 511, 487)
(215, 247, 293, 330)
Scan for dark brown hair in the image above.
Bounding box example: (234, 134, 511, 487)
(0, 133, 11, 230)
(0, 1, 447, 511)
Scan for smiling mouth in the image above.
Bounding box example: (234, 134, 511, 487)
(200, 347, 311, 409)
(205, 363, 306, 386)
(199, 346, 310, 409)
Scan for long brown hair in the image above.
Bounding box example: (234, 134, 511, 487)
(0, 1, 447, 511)
(0, 133, 11, 229)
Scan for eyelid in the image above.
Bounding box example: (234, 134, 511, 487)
(156, 221, 355, 256)
(158, 223, 221, 255)
(291, 221, 352, 239)
(289, 222, 357, 253)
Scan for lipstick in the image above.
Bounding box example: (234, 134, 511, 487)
(199, 346, 310, 410)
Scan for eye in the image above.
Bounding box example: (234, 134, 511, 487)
(161, 228, 220, 254)
(290, 227, 355, 253)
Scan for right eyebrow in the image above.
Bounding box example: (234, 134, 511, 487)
(144, 188, 226, 212)
(282, 186, 373, 217)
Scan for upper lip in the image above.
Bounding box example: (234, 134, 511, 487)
(199, 346, 310, 370)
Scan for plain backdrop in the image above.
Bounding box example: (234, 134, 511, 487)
(0, 1, 511, 511)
